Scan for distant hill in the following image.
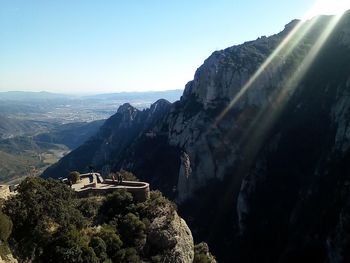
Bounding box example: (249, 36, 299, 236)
(0, 91, 69, 101)
(0, 90, 183, 103)
(0, 115, 55, 139)
(85, 89, 183, 103)
(34, 119, 105, 149)
(0, 137, 68, 183)
(0, 119, 105, 183)
(0, 150, 35, 182)
(0, 90, 183, 123)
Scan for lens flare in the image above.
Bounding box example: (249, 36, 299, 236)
(215, 0, 347, 125)
(304, 0, 350, 19)
(215, 18, 312, 124)
(207, 1, 347, 240)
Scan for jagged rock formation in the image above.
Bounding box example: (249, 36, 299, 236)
(44, 11, 350, 262)
(42, 99, 172, 178)
(147, 211, 194, 263)
(0, 253, 17, 263)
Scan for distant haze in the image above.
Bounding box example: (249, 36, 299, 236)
(1, 1, 349, 93)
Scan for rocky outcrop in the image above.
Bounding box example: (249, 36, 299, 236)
(0, 253, 17, 263)
(42, 99, 171, 178)
(147, 211, 194, 263)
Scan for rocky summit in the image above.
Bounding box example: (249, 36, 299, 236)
(44, 11, 350, 262)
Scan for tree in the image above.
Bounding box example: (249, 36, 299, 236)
(97, 225, 123, 260)
(69, 171, 81, 184)
(118, 213, 146, 248)
(90, 236, 108, 262)
(99, 189, 133, 221)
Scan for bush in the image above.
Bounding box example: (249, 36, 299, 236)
(97, 225, 123, 260)
(99, 189, 134, 221)
(194, 242, 216, 263)
(78, 198, 101, 219)
(90, 236, 108, 261)
(136, 190, 176, 220)
(118, 213, 146, 248)
(116, 247, 140, 263)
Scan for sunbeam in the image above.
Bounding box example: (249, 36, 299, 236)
(304, 0, 350, 19)
(208, 6, 346, 242)
(238, 12, 344, 159)
(215, 0, 348, 125)
(214, 18, 313, 124)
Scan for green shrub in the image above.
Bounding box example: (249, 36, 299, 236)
(90, 236, 108, 261)
(116, 247, 140, 263)
(99, 189, 133, 221)
(194, 242, 216, 263)
(136, 190, 176, 220)
(78, 198, 101, 219)
(97, 225, 123, 260)
(81, 246, 99, 263)
(118, 213, 146, 248)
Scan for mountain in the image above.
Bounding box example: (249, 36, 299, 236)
(0, 115, 54, 139)
(84, 89, 183, 103)
(0, 91, 68, 101)
(43, 12, 350, 262)
(0, 90, 183, 103)
(34, 120, 105, 149)
(0, 136, 69, 183)
(0, 120, 104, 183)
(42, 99, 172, 178)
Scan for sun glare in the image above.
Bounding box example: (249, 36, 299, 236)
(304, 0, 350, 19)
(215, 0, 348, 125)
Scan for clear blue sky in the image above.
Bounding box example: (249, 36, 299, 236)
(0, 0, 348, 94)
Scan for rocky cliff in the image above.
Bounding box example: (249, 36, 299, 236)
(42, 99, 172, 178)
(147, 210, 194, 263)
(44, 11, 350, 262)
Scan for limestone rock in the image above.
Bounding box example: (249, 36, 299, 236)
(0, 253, 17, 263)
(147, 211, 194, 263)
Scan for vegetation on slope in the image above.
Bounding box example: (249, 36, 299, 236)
(0, 137, 69, 183)
(0, 176, 214, 262)
(0, 119, 103, 183)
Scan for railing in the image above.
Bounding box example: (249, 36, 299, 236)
(72, 173, 150, 202)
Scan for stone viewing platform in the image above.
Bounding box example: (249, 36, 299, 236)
(65, 173, 150, 202)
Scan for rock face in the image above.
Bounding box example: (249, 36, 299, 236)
(44, 11, 350, 262)
(42, 99, 172, 178)
(147, 211, 194, 263)
(0, 254, 17, 263)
